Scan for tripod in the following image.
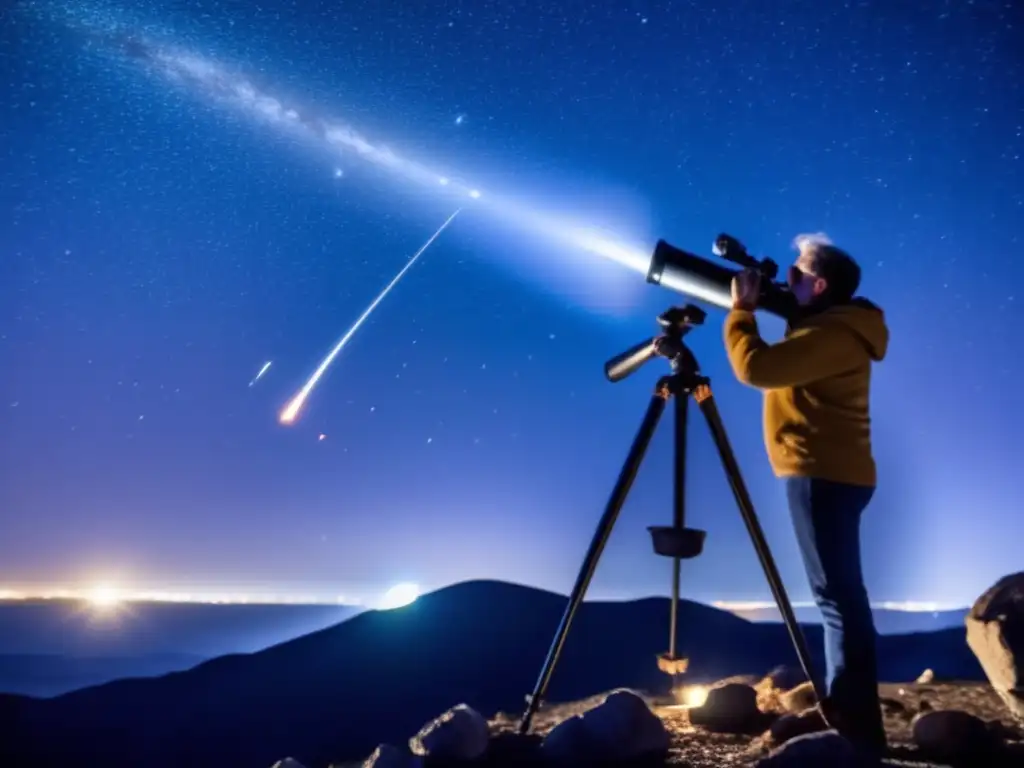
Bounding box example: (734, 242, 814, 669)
(518, 304, 823, 734)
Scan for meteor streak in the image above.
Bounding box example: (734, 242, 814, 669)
(249, 361, 272, 387)
(278, 209, 462, 425)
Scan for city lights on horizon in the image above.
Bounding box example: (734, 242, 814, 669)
(712, 599, 968, 613)
(0, 584, 966, 613)
(0, 585, 366, 607)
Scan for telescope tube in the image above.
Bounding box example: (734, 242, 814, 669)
(646, 240, 797, 320)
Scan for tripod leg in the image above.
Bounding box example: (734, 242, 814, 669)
(668, 393, 688, 661)
(518, 387, 671, 734)
(692, 385, 826, 706)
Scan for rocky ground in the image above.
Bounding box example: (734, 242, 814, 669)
(486, 677, 1024, 767)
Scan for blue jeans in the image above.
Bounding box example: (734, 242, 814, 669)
(785, 476, 885, 746)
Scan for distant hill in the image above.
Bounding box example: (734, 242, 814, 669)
(0, 653, 206, 698)
(0, 580, 982, 768)
(727, 605, 969, 635)
(0, 599, 360, 697)
(0, 599, 361, 658)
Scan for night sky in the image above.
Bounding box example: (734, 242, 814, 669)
(2, 0, 1022, 610)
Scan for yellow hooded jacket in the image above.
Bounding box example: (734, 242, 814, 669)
(723, 299, 889, 487)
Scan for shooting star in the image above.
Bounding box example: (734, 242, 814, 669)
(278, 208, 462, 425)
(249, 361, 272, 387)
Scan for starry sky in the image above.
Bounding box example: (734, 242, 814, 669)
(1, 0, 1022, 610)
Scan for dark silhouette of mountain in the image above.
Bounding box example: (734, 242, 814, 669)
(729, 605, 969, 635)
(0, 580, 982, 768)
(0, 599, 361, 658)
(0, 652, 207, 697)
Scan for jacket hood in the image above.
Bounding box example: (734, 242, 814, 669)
(817, 297, 889, 361)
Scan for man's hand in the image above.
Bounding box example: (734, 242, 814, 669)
(731, 268, 761, 311)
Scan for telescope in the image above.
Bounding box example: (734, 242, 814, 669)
(519, 279, 824, 735)
(604, 234, 799, 383)
(517, 234, 826, 736)
(646, 233, 798, 321)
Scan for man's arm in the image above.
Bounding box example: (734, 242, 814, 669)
(723, 309, 861, 390)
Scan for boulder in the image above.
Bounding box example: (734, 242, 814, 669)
(966, 572, 1024, 722)
(542, 714, 597, 765)
(482, 732, 544, 765)
(911, 709, 1001, 764)
(755, 731, 875, 767)
(361, 744, 423, 768)
(689, 682, 768, 733)
(541, 689, 670, 764)
(409, 704, 489, 761)
(767, 708, 829, 747)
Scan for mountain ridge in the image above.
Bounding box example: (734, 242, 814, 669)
(0, 578, 982, 768)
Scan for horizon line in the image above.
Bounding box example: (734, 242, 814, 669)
(0, 587, 967, 613)
(711, 599, 968, 613)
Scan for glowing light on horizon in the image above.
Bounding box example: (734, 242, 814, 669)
(379, 582, 420, 610)
(0, 584, 966, 611)
(712, 599, 966, 613)
(0, 585, 365, 606)
(87, 584, 123, 608)
(278, 208, 462, 425)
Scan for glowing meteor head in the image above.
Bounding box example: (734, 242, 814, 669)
(278, 400, 301, 425)
(468, 189, 481, 199)
(438, 177, 450, 186)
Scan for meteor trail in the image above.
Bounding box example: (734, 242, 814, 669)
(278, 209, 462, 426)
(249, 361, 272, 387)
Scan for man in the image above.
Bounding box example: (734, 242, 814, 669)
(723, 233, 890, 752)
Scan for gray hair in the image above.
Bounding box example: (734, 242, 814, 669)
(791, 232, 862, 302)
(792, 232, 834, 259)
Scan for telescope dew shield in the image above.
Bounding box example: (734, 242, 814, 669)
(646, 240, 797, 321)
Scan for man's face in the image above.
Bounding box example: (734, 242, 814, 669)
(787, 252, 828, 306)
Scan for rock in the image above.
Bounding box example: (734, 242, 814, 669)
(987, 717, 1023, 741)
(779, 681, 818, 714)
(916, 668, 935, 684)
(767, 708, 829, 746)
(689, 682, 766, 733)
(541, 714, 597, 765)
(583, 689, 670, 760)
(911, 709, 1001, 763)
(409, 704, 489, 761)
(762, 665, 807, 692)
(541, 689, 670, 764)
(482, 732, 544, 765)
(755, 730, 875, 767)
(270, 760, 307, 768)
(361, 744, 423, 768)
(966, 572, 1024, 722)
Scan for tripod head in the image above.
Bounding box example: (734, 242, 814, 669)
(604, 304, 706, 383)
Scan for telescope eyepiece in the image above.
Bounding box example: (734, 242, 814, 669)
(714, 233, 779, 281)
